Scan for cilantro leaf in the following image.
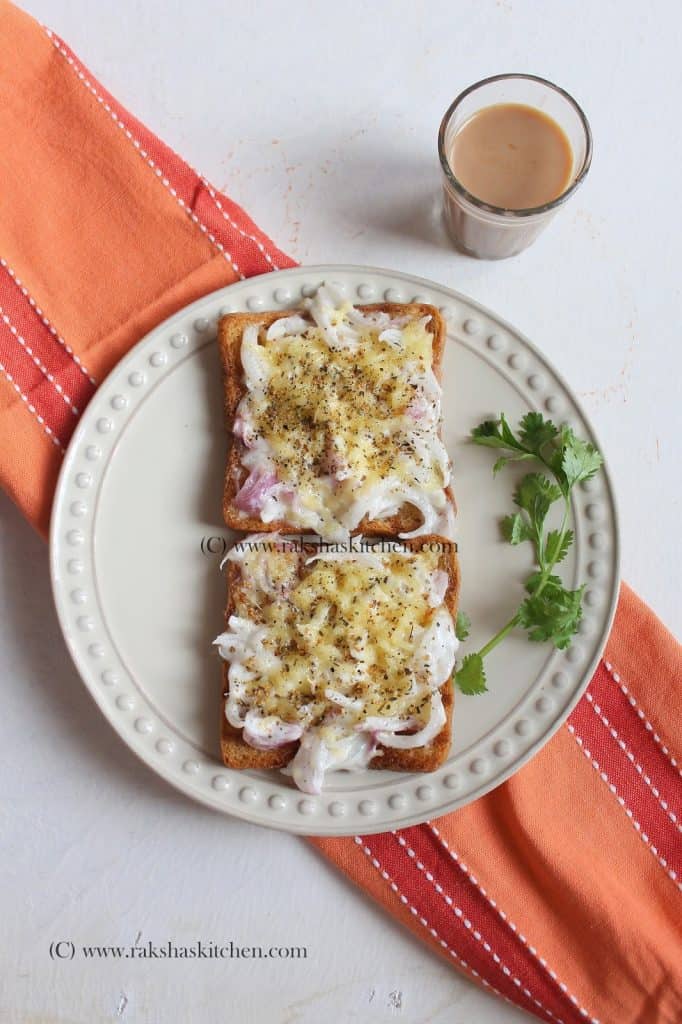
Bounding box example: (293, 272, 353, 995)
(499, 413, 522, 449)
(471, 419, 502, 440)
(501, 512, 533, 545)
(455, 653, 487, 695)
(493, 453, 535, 475)
(513, 473, 562, 533)
(470, 420, 513, 450)
(455, 610, 471, 642)
(561, 434, 604, 489)
(471, 415, 525, 453)
(518, 411, 559, 454)
(544, 528, 573, 565)
(464, 411, 602, 693)
(518, 580, 584, 648)
(514, 472, 563, 511)
(524, 571, 563, 595)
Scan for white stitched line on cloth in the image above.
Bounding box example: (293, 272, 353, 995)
(43, 28, 245, 281)
(0, 258, 96, 385)
(0, 305, 79, 415)
(201, 179, 281, 272)
(0, 358, 64, 450)
(427, 823, 599, 1023)
(603, 661, 681, 777)
(585, 692, 681, 831)
(352, 837, 516, 1011)
(567, 724, 682, 891)
(393, 833, 564, 1024)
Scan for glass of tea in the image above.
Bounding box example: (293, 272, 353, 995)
(438, 74, 592, 259)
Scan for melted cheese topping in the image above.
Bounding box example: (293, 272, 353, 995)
(234, 286, 454, 541)
(214, 538, 458, 793)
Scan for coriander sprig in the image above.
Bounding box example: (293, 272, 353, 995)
(454, 412, 603, 696)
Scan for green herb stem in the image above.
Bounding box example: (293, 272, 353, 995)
(476, 614, 521, 659)
(454, 412, 603, 695)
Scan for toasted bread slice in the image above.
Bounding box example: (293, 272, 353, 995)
(218, 303, 454, 536)
(219, 534, 460, 776)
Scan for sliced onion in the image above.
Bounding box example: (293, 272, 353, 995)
(378, 327, 403, 348)
(232, 402, 258, 448)
(214, 617, 268, 669)
(240, 323, 270, 389)
(413, 314, 433, 332)
(242, 711, 303, 749)
(374, 691, 446, 749)
(338, 480, 449, 541)
(396, 483, 456, 540)
(226, 661, 257, 684)
(434, 501, 457, 541)
(339, 478, 403, 529)
(225, 697, 247, 729)
(288, 731, 326, 795)
(221, 532, 283, 569)
(346, 306, 391, 330)
(260, 485, 295, 524)
(405, 394, 429, 420)
(287, 726, 376, 794)
(401, 432, 437, 483)
(224, 663, 258, 729)
(213, 616, 266, 659)
(303, 285, 359, 351)
(312, 282, 347, 308)
(288, 499, 329, 534)
(346, 307, 413, 333)
(429, 435, 451, 484)
(265, 315, 309, 340)
(421, 367, 441, 404)
(415, 607, 458, 689)
(359, 715, 417, 734)
(428, 569, 449, 607)
(396, 488, 439, 538)
(325, 688, 362, 710)
(234, 466, 279, 514)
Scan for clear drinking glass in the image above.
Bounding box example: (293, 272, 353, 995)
(438, 74, 592, 259)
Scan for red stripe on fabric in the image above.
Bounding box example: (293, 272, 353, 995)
(0, 258, 96, 386)
(363, 829, 587, 1024)
(596, 662, 682, 805)
(47, 31, 294, 279)
(194, 187, 295, 277)
(353, 835, 515, 1013)
(0, 263, 96, 419)
(569, 680, 682, 882)
(426, 823, 599, 1023)
(197, 182, 296, 273)
(0, 316, 75, 446)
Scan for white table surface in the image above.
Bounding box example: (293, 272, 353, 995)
(2, 1, 681, 1022)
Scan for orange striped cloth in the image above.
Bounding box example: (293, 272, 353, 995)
(1, 4, 680, 1021)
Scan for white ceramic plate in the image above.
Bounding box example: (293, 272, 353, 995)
(50, 266, 619, 836)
